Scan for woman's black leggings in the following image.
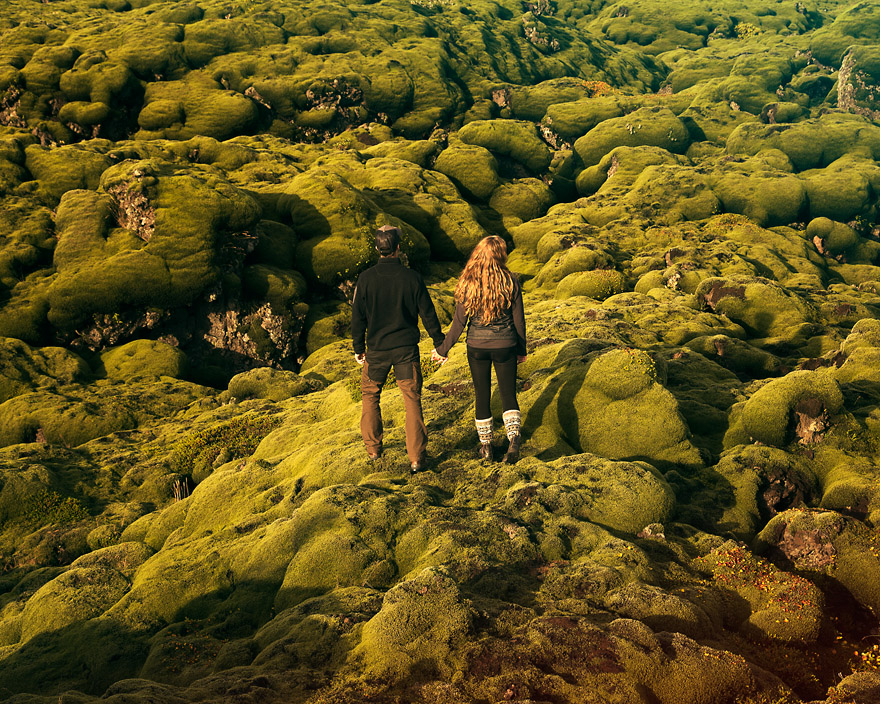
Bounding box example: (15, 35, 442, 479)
(467, 346, 519, 418)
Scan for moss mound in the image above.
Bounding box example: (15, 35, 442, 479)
(98, 339, 187, 380)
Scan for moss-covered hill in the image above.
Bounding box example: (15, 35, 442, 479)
(2, 0, 880, 701)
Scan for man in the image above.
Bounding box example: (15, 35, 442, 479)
(351, 225, 445, 472)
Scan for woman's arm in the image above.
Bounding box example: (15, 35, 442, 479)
(435, 299, 467, 357)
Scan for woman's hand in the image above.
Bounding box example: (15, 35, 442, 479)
(517, 355, 527, 363)
(431, 349, 448, 364)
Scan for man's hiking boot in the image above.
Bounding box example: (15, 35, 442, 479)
(410, 455, 426, 474)
(478, 442, 493, 461)
(503, 434, 520, 464)
(367, 446, 382, 460)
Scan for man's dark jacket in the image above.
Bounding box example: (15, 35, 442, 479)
(351, 257, 445, 354)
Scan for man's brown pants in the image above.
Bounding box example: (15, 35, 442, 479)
(360, 346, 426, 463)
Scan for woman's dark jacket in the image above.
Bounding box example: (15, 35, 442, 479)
(435, 277, 526, 357)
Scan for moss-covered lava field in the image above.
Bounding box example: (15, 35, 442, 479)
(2, 0, 880, 701)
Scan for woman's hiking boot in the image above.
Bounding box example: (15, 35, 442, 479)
(502, 409, 522, 464)
(475, 417, 493, 461)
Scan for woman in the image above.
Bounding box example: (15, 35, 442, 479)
(432, 236, 527, 463)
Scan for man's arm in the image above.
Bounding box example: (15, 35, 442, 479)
(417, 278, 445, 348)
(351, 280, 368, 357)
(512, 281, 527, 358)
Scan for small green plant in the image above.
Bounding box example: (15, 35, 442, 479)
(169, 414, 281, 475)
(734, 22, 761, 39)
(24, 489, 89, 525)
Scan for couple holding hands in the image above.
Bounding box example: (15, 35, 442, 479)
(351, 226, 527, 473)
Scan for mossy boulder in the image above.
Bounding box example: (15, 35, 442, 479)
(575, 144, 687, 196)
(0, 337, 89, 403)
(581, 163, 720, 226)
(98, 340, 187, 380)
(696, 276, 814, 338)
(710, 445, 819, 540)
(432, 143, 500, 200)
(225, 367, 320, 402)
(556, 269, 626, 300)
(457, 119, 552, 173)
(726, 114, 880, 172)
(350, 156, 488, 260)
(529, 244, 615, 290)
(136, 73, 258, 141)
(801, 155, 880, 222)
(283, 167, 429, 285)
(23, 143, 111, 204)
(544, 95, 630, 141)
(696, 542, 825, 643)
(529, 453, 676, 534)
(47, 161, 260, 331)
(710, 170, 806, 227)
(523, 347, 702, 469)
(352, 568, 471, 684)
(806, 217, 861, 258)
(756, 508, 880, 618)
(19, 566, 130, 642)
(573, 107, 690, 168)
(809, 1, 880, 66)
(488, 177, 554, 227)
(734, 370, 844, 448)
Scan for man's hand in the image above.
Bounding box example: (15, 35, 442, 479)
(431, 349, 448, 365)
(517, 355, 527, 364)
(354, 353, 366, 366)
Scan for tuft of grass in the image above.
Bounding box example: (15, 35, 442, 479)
(24, 489, 89, 525)
(169, 414, 281, 475)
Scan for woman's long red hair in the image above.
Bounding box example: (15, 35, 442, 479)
(455, 236, 515, 322)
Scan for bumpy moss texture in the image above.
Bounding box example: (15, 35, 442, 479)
(2, 0, 880, 702)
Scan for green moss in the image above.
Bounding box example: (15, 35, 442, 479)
(353, 568, 471, 683)
(695, 275, 814, 338)
(488, 178, 554, 228)
(529, 245, 614, 290)
(24, 143, 111, 204)
(47, 158, 260, 330)
(19, 566, 130, 642)
(726, 114, 880, 172)
(23, 488, 89, 525)
(225, 367, 321, 402)
(756, 509, 880, 618)
(282, 166, 428, 285)
(0, 336, 89, 403)
(556, 269, 626, 300)
(695, 542, 824, 643)
(457, 119, 552, 172)
(736, 370, 843, 448)
(98, 340, 187, 381)
(433, 143, 499, 200)
(573, 107, 690, 168)
(710, 171, 806, 227)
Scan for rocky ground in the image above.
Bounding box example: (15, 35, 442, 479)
(2, 0, 880, 702)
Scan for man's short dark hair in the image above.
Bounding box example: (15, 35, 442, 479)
(376, 225, 401, 256)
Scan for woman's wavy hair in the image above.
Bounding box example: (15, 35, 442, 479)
(455, 236, 516, 322)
